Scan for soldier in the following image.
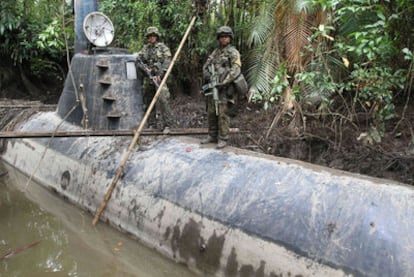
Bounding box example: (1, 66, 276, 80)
(201, 26, 241, 149)
(136, 26, 174, 133)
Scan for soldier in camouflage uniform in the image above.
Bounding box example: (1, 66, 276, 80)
(136, 26, 174, 132)
(201, 26, 241, 149)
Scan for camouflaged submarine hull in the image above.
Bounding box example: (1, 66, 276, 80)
(2, 111, 414, 277)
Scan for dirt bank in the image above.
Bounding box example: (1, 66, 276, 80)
(171, 94, 414, 185)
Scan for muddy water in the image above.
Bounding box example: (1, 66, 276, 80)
(0, 164, 195, 277)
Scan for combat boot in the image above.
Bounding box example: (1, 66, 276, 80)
(200, 136, 218, 144)
(216, 139, 227, 149)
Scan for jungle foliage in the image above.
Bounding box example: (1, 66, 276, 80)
(1, 0, 413, 137)
(0, 0, 72, 81)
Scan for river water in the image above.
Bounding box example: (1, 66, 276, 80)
(0, 163, 195, 277)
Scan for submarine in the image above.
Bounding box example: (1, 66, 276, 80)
(1, 1, 414, 276)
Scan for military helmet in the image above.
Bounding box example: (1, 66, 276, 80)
(145, 26, 161, 38)
(216, 26, 234, 39)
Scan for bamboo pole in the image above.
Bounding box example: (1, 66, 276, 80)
(0, 104, 57, 109)
(92, 16, 198, 226)
(0, 128, 241, 139)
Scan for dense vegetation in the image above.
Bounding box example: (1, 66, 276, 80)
(0, 0, 413, 183)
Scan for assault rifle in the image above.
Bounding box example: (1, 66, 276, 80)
(136, 57, 160, 88)
(201, 64, 219, 115)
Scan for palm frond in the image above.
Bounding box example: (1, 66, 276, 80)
(246, 45, 279, 94)
(284, 12, 313, 73)
(245, 2, 279, 96)
(294, 0, 318, 14)
(247, 7, 274, 47)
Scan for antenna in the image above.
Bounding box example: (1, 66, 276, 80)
(83, 12, 114, 47)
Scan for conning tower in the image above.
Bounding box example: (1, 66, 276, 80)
(57, 0, 144, 130)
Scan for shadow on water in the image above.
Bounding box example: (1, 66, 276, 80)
(0, 162, 195, 277)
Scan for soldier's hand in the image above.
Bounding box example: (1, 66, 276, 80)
(153, 76, 161, 83)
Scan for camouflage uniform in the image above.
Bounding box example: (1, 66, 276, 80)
(202, 26, 241, 146)
(137, 27, 174, 129)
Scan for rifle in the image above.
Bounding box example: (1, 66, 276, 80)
(136, 57, 160, 88)
(201, 64, 219, 115)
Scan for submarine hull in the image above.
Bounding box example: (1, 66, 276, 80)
(2, 111, 414, 277)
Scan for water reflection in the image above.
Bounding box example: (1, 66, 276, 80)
(0, 163, 195, 277)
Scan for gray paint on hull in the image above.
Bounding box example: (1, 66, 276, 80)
(123, 139, 413, 276)
(2, 112, 414, 276)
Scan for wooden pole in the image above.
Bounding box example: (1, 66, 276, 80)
(0, 128, 241, 138)
(92, 16, 198, 226)
(0, 104, 57, 109)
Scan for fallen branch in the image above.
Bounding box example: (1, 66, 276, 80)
(0, 241, 40, 261)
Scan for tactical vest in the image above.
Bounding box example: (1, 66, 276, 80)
(139, 42, 171, 74)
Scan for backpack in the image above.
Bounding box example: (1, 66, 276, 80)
(233, 73, 248, 95)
